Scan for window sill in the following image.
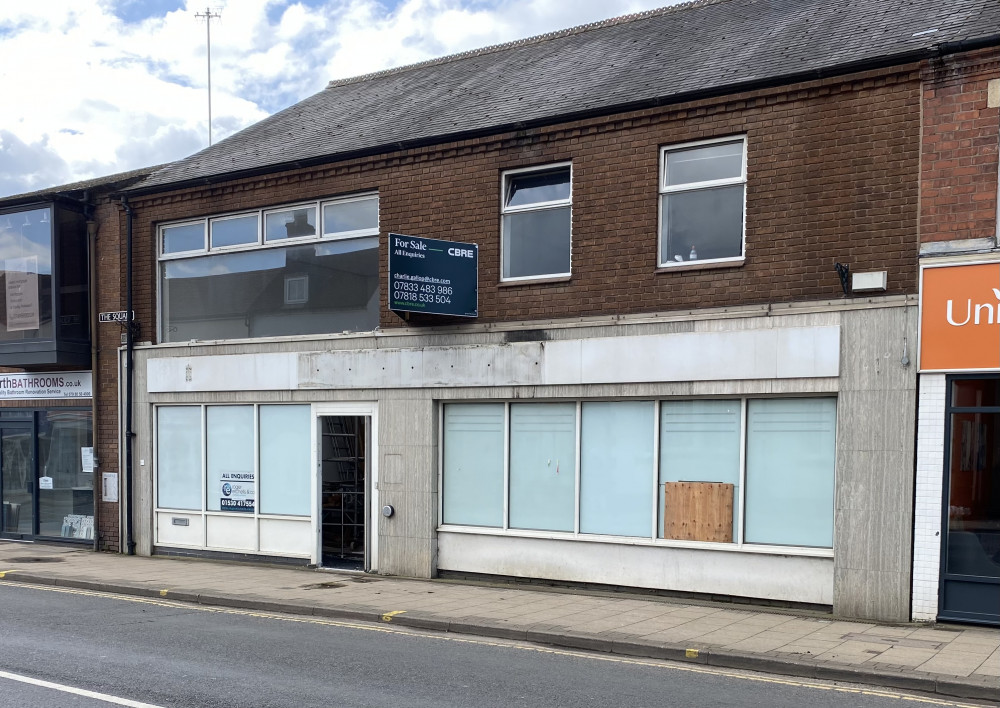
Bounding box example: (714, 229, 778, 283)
(655, 257, 745, 274)
(499, 275, 572, 287)
(437, 525, 834, 558)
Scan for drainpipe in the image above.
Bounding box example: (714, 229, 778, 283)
(121, 195, 136, 556)
(86, 194, 99, 552)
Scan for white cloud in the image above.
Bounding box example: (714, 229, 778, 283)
(0, 0, 679, 198)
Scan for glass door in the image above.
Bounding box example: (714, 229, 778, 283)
(0, 424, 34, 538)
(320, 416, 367, 569)
(940, 378, 1000, 625)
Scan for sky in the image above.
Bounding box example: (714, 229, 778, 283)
(0, 0, 684, 199)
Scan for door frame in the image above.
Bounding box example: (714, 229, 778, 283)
(312, 402, 378, 571)
(938, 374, 1000, 625)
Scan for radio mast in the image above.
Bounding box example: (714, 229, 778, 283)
(195, 7, 222, 146)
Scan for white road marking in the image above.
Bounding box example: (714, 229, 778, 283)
(0, 670, 167, 708)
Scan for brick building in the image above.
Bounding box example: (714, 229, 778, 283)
(2, 0, 998, 625)
(914, 46, 1000, 626)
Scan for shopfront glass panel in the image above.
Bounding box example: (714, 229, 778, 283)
(1, 426, 33, 534)
(207, 406, 255, 513)
(442, 403, 504, 527)
(744, 398, 836, 548)
(579, 401, 655, 537)
(157, 406, 203, 510)
(946, 411, 1000, 578)
(259, 405, 311, 516)
(0, 207, 53, 341)
(508, 403, 576, 532)
(37, 410, 93, 538)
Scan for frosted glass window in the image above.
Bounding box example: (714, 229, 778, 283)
(509, 403, 576, 532)
(580, 402, 655, 537)
(206, 406, 255, 513)
(659, 400, 741, 540)
(157, 407, 202, 510)
(744, 398, 836, 547)
(443, 404, 504, 527)
(259, 405, 311, 516)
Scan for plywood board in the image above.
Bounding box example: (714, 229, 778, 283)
(663, 482, 734, 543)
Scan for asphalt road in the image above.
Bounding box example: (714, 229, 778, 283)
(0, 581, 988, 708)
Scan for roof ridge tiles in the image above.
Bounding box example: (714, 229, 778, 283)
(324, 0, 730, 90)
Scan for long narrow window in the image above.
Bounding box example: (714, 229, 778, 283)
(158, 194, 379, 343)
(441, 397, 836, 551)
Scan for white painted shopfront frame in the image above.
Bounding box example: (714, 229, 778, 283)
(436, 396, 835, 558)
(151, 403, 313, 561)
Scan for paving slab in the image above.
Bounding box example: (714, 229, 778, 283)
(0, 541, 997, 702)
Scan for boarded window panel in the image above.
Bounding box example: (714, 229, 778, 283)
(659, 400, 741, 540)
(442, 404, 504, 527)
(508, 403, 576, 532)
(744, 398, 836, 548)
(662, 482, 734, 542)
(579, 401, 655, 537)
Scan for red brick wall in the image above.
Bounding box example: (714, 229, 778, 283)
(125, 65, 923, 331)
(921, 48, 1000, 244)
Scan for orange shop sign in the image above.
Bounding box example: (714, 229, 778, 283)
(920, 262, 1000, 371)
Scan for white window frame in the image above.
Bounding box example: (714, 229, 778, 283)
(160, 220, 207, 256)
(500, 162, 573, 282)
(437, 395, 835, 558)
(322, 193, 380, 241)
(263, 202, 320, 244)
(658, 135, 747, 269)
(156, 192, 379, 343)
(209, 212, 261, 251)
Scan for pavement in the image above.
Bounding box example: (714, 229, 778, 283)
(0, 542, 997, 703)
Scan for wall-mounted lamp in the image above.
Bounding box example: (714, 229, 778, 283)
(834, 263, 850, 296)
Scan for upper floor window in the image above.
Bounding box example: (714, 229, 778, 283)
(659, 137, 746, 267)
(501, 164, 571, 281)
(158, 194, 379, 343)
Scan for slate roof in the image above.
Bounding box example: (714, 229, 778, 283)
(0, 165, 165, 209)
(132, 0, 1000, 193)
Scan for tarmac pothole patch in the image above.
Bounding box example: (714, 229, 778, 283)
(6, 556, 65, 563)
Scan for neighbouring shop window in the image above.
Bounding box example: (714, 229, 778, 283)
(509, 403, 576, 532)
(36, 410, 93, 539)
(659, 137, 746, 266)
(0, 206, 53, 340)
(442, 403, 504, 527)
(744, 398, 837, 548)
(501, 164, 571, 281)
(158, 194, 379, 343)
(440, 397, 836, 550)
(945, 379, 1000, 579)
(155, 404, 312, 518)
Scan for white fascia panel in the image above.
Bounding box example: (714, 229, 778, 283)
(147, 352, 298, 392)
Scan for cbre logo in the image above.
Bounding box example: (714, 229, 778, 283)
(921, 262, 1000, 371)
